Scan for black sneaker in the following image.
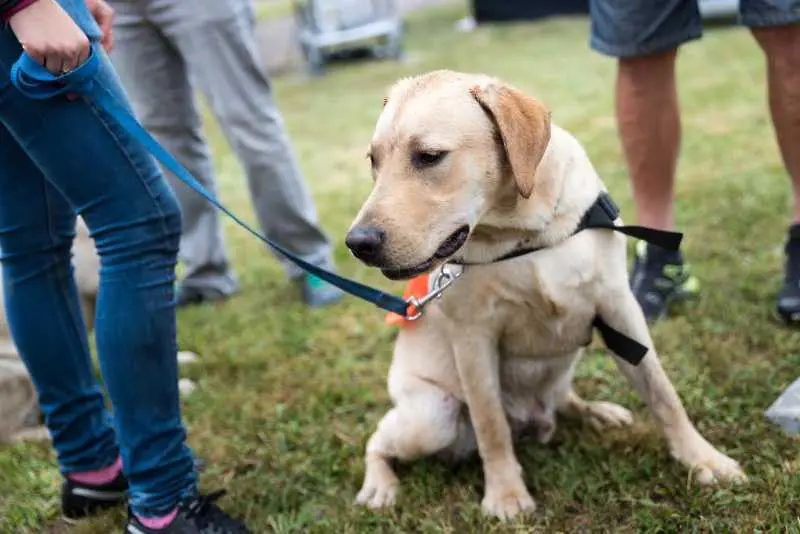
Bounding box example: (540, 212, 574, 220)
(62, 470, 129, 524)
(776, 224, 800, 325)
(176, 285, 232, 308)
(62, 458, 207, 524)
(124, 491, 251, 534)
(629, 241, 700, 322)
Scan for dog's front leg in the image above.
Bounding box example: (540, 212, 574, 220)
(597, 289, 747, 484)
(451, 333, 536, 520)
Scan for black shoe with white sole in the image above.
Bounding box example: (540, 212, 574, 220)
(61, 457, 207, 523)
(776, 223, 800, 325)
(124, 491, 252, 534)
(62, 470, 129, 523)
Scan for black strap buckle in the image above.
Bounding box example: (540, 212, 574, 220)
(578, 192, 618, 231)
(582, 192, 683, 252)
(596, 192, 620, 222)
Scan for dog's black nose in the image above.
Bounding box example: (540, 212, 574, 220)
(345, 226, 385, 263)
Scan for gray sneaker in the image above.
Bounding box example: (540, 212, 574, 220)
(302, 274, 345, 308)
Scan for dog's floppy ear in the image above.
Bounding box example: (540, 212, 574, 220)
(470, 81, 551, 199)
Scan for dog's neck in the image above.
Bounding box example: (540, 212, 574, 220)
(454, 125, 604, 265)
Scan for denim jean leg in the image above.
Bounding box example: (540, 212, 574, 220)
(0, 30, 197, 518)
(0, 127, 119, 474)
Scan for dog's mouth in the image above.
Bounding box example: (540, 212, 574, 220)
(381, 225, 470, 280)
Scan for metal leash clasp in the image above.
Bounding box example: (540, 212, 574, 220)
(405, 264, 462, 321)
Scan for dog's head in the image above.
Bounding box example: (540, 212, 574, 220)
(345, 70, 552, 280)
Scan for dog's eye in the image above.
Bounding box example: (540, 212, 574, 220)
(367, 153, 377, 169)
(413, 151, 447, 168)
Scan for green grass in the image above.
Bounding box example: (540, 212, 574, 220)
(2, 4, 800, 532)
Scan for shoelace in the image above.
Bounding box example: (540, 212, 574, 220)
(183, 490, 250, 534)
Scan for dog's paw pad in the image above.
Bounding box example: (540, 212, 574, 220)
(481, 486, 536, 521)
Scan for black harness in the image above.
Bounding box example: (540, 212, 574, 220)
(452, 192, 682, 366)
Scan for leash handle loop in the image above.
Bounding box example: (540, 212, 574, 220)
(10, 46, 99, 98)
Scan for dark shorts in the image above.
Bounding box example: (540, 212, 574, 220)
(589, 0, 800, 58)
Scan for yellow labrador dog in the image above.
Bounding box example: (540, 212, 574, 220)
(345, 70, 746, 520)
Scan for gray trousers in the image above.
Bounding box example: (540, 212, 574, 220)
(108, 0, 334, 294)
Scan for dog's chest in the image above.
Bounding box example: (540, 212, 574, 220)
(498, 291, 595, 359)
(440, 255, 598, 359)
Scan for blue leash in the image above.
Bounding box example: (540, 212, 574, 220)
(10, 45, 410, 317)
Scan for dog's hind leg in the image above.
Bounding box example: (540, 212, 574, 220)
(355, 380, 463, 510)
(557, 389, 634, 432)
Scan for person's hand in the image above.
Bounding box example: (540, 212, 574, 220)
(85, 0, 114, 52)
(8, 0, 90, 75)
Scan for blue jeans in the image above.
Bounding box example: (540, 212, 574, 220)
(590, 0, 800, 59)
(0, 3, 197, 518)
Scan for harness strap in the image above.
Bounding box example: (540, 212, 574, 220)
(583, 193, 678, 365)
(454, 192, 683, 267)
(450, 193, 681, 365)
(581, 193, 683, 251)
(592, 318, 647, 366)
(10, 45, 411, 318)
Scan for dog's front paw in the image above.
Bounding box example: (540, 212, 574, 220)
(688, 449, 747, 485)
(670, 433, 748, 485)
(355, 466, 399, 509)
(481, 482, 536, 521)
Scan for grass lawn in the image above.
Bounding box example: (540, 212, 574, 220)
(2, 3, 800, 533)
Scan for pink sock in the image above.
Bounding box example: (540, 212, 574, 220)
(136, 508, 179, 530)
(67, 456, 123, 485)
